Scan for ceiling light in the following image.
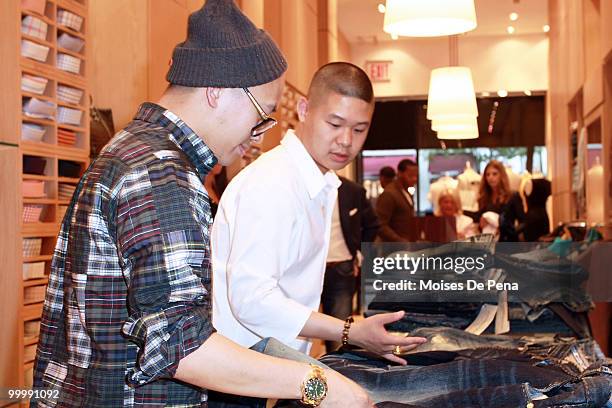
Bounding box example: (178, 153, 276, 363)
(391, 33, 399, 40)
(509, 12, 518, 21)
(432, 116, 478, 132)
(543, 24, 550, 33)
(427, 67, 478, 120)
(507, 26, 515, 34)
(524, 90, 532, 96)
(383, 0, 477, 37)
(378, 3, 386, 13)
(437, 129, 479, 140)
(497, 90, 508, 97)
(427, 66, 479, 140)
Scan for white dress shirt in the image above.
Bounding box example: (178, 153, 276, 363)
(212, 130, 341, 353)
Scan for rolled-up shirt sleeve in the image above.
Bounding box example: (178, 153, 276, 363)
(114, 163, 215, 386)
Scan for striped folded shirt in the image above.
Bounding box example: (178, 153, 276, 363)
(21, 74, 49, 94)
(58, 107, 82, 126)
(57, 53, 81, 74)
(21, 40, 49, 62)
(57, 10, 83, 32)
(21, 15, 48, 41)
(57, 85, 83, 105)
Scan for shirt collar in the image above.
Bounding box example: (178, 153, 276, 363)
(281, 129, 341, 199)
(134, 102, 217, 181)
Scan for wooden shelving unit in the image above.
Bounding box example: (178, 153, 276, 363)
(0, 0, 89, 403)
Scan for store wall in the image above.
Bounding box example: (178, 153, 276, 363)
(337, 30, 351, 62)
(89, 0, 324, 125)
(350, 34, 549, 97)
(89, 0, 149, 129)
(90, 0, 204, 129)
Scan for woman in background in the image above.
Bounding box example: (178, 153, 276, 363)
(477, 160, 527, 240)
(437, 189, 478, 239)
(477, 160, 512, 235)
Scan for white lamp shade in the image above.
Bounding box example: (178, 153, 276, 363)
(383, 0, 477, 37)
(432, 116, 478, 132)
(436, 129, 479, 140)
(427, 66, 478, 120)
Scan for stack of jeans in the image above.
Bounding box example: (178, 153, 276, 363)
(258, 332, 611, 408)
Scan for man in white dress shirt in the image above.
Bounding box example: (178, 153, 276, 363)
(212, 62, 426, 364)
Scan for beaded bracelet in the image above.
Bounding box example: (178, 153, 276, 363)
(341, 316, 354, 346)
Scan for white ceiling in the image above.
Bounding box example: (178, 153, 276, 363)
(338, 0, 549, 44)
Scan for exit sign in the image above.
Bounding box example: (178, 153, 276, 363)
(365, 60, 392, 82)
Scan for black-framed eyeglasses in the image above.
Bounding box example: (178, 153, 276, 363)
(243, 88, 277, 141)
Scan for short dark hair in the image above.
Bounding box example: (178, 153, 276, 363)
(397, 159, 417, 172)
(308, 62, 374, 105)
(379, 166, 396, 179)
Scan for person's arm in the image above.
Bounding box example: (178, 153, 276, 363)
(175, 333, 374, 408)
(375, 191, 406, 242)
(299, 311, 427, 365)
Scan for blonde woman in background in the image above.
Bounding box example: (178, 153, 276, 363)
(436, 189, 478, 239)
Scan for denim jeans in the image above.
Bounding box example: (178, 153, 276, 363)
(317, 350, 611, 407)
(210, 335, 612, 408)
(372, 376, 611, 408)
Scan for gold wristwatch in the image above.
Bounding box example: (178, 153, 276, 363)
(300, 364, 328, 407)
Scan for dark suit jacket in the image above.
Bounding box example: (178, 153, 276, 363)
(375, 179, 415, 242)
(337, 177, 380, 257)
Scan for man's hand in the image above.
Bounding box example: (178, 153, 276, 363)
(321, 369, 374, 408)
(348, 311, 427, 365)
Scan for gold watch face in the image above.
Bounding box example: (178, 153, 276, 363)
(304, 377, 327, 401)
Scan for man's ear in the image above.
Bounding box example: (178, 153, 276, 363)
(296, 96, 309, 122)
(204, 87, 223, 108)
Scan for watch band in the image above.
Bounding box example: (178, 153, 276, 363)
(300, 363, 327, 407)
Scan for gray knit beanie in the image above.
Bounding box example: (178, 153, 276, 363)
(166, 0, 287, 88)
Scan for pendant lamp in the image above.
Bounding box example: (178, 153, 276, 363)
(383, 0, 477, 37)
(436, 129, 479, 140)
(427, 67, 478, 120)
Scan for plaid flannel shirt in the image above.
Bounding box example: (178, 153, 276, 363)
(32, 103, 218, 407)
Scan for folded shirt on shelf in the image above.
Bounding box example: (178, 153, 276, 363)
(23, 97, 55, 120)
(22, 238, 43, 258)
(57, 53, 81, 74)
(57, 134, 77, 146)
(57, 85, 83, 105)
(57, 10, 83, 32)
(58, 183, 77, 200)
(21, 15, 48, 41)
(24, 285, 46, 304)
(22, 180, 46, 198)
(23, 204, 44, 223)
(21, 74, 48, 95)
(58, 32, 84, 53)
(21, 123, 46, 142)
(21, 39, 50, 62)
(23, 262, 46, 280)
(57, 107, 82, 126)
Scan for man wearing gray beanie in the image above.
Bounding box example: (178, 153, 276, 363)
(31, 1, 371, 407)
